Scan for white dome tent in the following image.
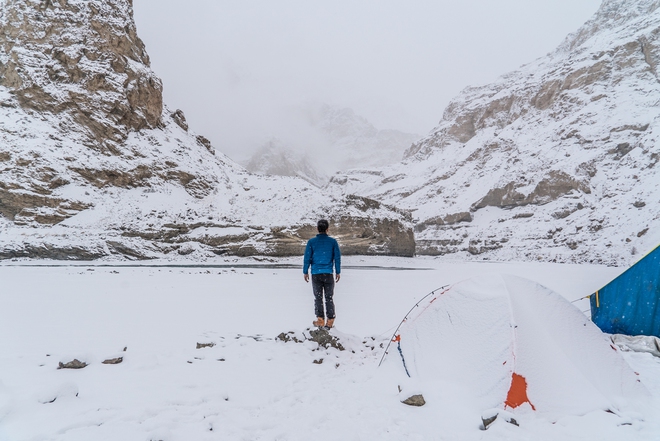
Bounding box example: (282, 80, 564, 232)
(383, 274, 649, 420)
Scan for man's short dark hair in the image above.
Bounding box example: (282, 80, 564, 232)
(317, 219, 329, 233)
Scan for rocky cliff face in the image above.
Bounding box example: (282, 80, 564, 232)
(0, 0, 162, 148)
(0, 0, 414, 260)
(329, 0, 660, 264)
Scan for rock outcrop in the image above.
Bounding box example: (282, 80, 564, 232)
(329, 0, 660, 264)
(0, 0, 162, 147)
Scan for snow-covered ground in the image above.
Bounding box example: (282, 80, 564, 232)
(1, 257, 658, 440)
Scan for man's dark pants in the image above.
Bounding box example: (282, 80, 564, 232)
(311, 273, 335, 319)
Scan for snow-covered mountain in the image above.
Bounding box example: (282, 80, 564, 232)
(3, 0, 658, 264)
(329, 0, 660, 265)
(243, 103, 420, 185)
(309, 104, 420, 172)
(0, 0, 414, 259)
(243, 138, 328, 187)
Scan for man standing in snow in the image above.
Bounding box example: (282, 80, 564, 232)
(303, 219, 341, 329)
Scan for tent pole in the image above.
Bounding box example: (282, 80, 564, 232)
(378, 284, 449, 368)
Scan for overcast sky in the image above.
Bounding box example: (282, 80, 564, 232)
(133, 0, 602, 162)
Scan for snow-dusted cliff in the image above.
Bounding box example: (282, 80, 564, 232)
(329, 0, 660, 264)
(0, 0, 414, 259)
(2, 0, 658, 264)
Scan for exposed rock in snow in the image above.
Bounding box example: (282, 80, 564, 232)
(401, 394, 426, 407)
(0, 0, 414, 259)
(306, 327, 345, 351)
(57, 359, 87, 369)
(329, 0, 660, 264)
(481, 409, 519, 429)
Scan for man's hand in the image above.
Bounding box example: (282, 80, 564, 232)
(304, 274, 309, 283)
(336, 273, 341, 283)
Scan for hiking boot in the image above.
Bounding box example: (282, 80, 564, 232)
(325, 318, 335, 329)
(313, 317, 325, 327)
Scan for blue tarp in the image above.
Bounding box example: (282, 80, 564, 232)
(591, 244, 660, 338)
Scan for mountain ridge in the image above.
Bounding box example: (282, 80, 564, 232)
(0, 0, 415, 260)
(329, 0, 660, 265)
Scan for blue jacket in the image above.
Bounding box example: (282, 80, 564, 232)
(303, 233, 341, 275)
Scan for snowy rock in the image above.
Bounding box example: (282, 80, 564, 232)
(401, 394, 426, 407)
(101, 357, 123, 365)
(276, 332, 303, 343)
(57, 359, 87, 369)
(306, 328, 345, 351)
(0, 243, 105, 260)
(106, 240, 153, 260)
(481, 409, 518, 430)
(196, 342, 216, 349)
(170, 109, 189, 132)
